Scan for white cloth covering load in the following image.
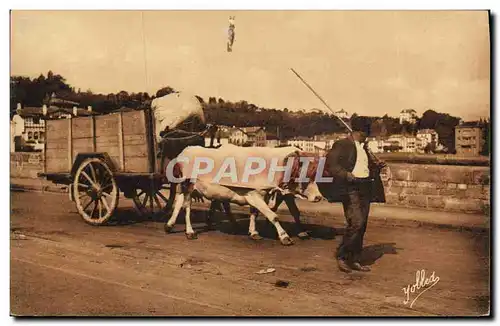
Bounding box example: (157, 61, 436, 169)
(175, 144, 300, 190)
(151, 92, 206, 140)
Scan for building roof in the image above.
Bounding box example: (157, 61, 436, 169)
(456, 121, 482, 128)
(234, 126, 265, 135)
(17, 106, 96, 119)
(417, 129, 438, 134)
(401, 109, 417, 114)
(242, 126, 264, 133)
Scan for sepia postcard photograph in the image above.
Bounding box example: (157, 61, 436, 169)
(9, 8, 491, 317)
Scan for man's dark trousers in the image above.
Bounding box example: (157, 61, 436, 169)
(336, 179, 372, 262)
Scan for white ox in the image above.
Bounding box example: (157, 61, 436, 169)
(163, 144, 324, 245)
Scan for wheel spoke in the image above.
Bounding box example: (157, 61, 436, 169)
(136, 190, 145, 198)
(102, 191, 113, 198)
(153, 194, 162, 211)
(142, 194, 149, 208)
(149, 193, 154, 211)
(101, 182, 114, 191)
(100, 197, 110, 212)
(98, 199, 102, 219)
(90, 200, 97, 218)
(88, 163, 98, 184)
(81, 171, 98, 188)
(157, 191, 169, 203)
(83, 198, 94, 212)
(77, 183, 90, 189)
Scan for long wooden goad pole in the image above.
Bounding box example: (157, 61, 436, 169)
(290, 68, 353, 133)
(290, 67, 383, 164)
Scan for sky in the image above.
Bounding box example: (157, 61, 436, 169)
(10, 10, 490, 120)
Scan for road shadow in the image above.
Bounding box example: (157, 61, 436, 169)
(108, 207, 210, 227)
(108, 207, 339, 241)
(359, 242, 401, 266)
(211, 210, 339, 241)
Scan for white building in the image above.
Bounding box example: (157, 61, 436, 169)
(366, 137, 384, 153)
(11, 97, 95, 152)
(287, 138, 333, 154)
(387, 134, 417, 153)
(334, 109, 350, 120)
(229, 126, 267, 147)
(416, 129, 439, 151)
(399, 109, 418, 124)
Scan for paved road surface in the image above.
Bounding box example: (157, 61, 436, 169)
(10, 191, 490, 316)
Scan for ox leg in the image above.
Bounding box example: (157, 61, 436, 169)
(222, 202, 239, 231)
(164, 192, 185, 233)
(183, 191, 197, 240)
(284, 195, 310, 239)
(248, 207, 263, 240)
(206, 200, 220, 230)
(245, 192, 293, 246)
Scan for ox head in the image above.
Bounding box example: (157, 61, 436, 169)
(287, 153, 323, 203)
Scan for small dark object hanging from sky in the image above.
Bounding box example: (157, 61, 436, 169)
(227, 16, 235, 52)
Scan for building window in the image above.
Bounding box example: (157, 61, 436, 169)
(28, 131, 33, 140)
(33, 117, 40, 124)
(34, 132, 39, 140)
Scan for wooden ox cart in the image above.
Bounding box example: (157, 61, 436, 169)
(38, 108, 203, 226)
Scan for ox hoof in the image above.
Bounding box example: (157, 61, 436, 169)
(280, 236, 294, 246)
(297, 231, 311, 240)
(249, 233, 263, 241)
(185, 232, 198, 240)
(164, 224, 174, 233)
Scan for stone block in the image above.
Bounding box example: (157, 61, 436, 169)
(390, 165, 412, 181)
(384, 194, 400, 205)
(457, 183, 467, 190)
(444, 198, 484, 213)
(404, 187, 439, 196)
(466, 186, 486, 199)
(473, 170, 490, 185)
(407, 195, 428, 208)
(447, 183, 457, 189)
(427, 196, 446, 209)
(416, 181, 435, 188)
(407, 181, 418, 188)
(386, 186, 404, 195)
(392, 180, 408, 187)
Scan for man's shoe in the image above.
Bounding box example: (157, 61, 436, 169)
(337, 259, 352, 273)
(350, 262, 371, 272)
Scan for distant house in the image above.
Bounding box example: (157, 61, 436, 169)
(455, 122, 484, 156)
(399, 109, 417, 124)
(229, 126, 267, 147)
(416, 129, 439, 152)
(11, 95, 96, 151)
(265, 135, 279, 148)
(386, 134, 417, 153)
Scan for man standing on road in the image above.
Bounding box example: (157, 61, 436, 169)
(322, 124, 386, 273)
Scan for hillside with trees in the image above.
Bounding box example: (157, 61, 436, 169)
(10, 71, 489, 154)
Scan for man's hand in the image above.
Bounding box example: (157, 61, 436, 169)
(346, 172, 356, 183)
(376, 161, 387, 170)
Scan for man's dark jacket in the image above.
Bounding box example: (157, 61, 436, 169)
(319, 137, 386, 203)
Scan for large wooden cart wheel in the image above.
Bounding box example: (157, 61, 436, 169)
(132, 183, 176, 219)
(73, 158, 119, 225)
